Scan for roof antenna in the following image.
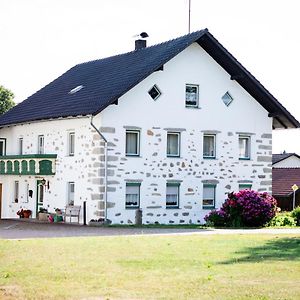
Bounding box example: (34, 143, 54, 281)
(188, 0, 191, 33)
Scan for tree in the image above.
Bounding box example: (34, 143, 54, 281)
(0, 85, 15, 115)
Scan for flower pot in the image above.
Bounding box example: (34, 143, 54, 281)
(23, 211, 31, 218)
(38, 212, 49, 221)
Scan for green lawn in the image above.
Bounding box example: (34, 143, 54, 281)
(0, 234, 299, 300)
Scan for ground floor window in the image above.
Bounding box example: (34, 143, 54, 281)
(14, 181, 19, 203)
(239, 184, 252, 191)
(67, 182, 75, 205)
(125, 183, 140, 208)
(203, 184, 216, 208)
(166, 183, 180, 208)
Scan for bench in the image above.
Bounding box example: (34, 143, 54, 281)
(64, 205, 81, 223)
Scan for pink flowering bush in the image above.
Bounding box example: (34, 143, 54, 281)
(205, 190, 277, 227)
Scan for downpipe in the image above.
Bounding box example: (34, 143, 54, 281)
(90, 115, 108, 223)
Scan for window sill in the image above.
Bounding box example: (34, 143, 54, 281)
(126, 154, 141, 157)
(167, 155, 181, 158)
(166, 206, 180, 209)
(239, 157, 251, 161)
(125, 206, 140, 210)
(203, 156, 216, 160)
(185, 106, 201, 109)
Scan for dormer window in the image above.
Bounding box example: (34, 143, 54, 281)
(185, 84, 199, 107)
(148, 85, 161, 100)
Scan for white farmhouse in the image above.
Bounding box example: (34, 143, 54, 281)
(0, 29, 298, 224)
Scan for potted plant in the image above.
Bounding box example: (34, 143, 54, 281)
(17, 209, 24, 218)
(38, 207, 49, 221)
(17, 209, 32, 218)
(54, 208, 63, 222)
(23, 209, 32, 218)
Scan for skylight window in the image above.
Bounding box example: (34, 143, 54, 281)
(69, 85, 84, 94)
(222, 91, 233, 106)
(148, 85, 161, 100)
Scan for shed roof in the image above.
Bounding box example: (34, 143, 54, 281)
(272, 153, 300, 165)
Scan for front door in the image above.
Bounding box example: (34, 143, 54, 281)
(36, 180, 44, 216)
(0, 183, 2, 219)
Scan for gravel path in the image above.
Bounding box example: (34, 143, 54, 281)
(0, 219, 299, 239)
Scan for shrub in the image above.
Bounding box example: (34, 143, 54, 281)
(269, 213, 296, 227)
(204, 210, 227, 226)
(291, 206, 300, 226)
(204, 190, 277, 227)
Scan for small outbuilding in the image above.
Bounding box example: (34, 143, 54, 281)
(272, 153, 300, 210)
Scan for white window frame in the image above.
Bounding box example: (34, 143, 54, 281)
(14, 181, 19, 203)
(24, 183, 29, 203)
(38, 135, 44, 154)
(166, 183, 180, 208)
(185, 84, 199, 108)
(203, 184, 216, 209)
(68, 132, 75, 156)
(239, 136, 250, 160)
(67, 182, 75, 206)
(125, 183, 140, 208)
(19, 137, 23, 155)
(125, 130, 140, 156)
(203, 134, 216, 159)
(167, 132, 180, 157)
(0, 138, 6, 156)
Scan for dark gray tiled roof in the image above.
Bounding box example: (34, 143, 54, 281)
(272, 153, 300, 164)
(0, 29, 298, 128)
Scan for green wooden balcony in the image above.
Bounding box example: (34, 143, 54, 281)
(0, 154, 57, 175)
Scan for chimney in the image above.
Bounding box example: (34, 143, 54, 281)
(134, 32, 149, 50)
(135, 39, 147, 50)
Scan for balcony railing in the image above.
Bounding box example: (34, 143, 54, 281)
(0, 154, 57, 175)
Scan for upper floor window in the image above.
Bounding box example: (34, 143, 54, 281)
(203, 184, 216, 209)
(125, 183, 140, 208)
(166, 183, 180, 208)
(167, 132, 180, 157)
(38, 135, 44, 154)
(125, 130, 140, 156)
(68, 132, 75, 156)
(239, 136, 250, 159)
(67, 182, 75, 205)
(0, 138, 6, 156)
(19, 138, 23, 155)
(203, 134, 216, 159)
(185, 84, 199, 108)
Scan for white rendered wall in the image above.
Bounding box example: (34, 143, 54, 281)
(95, 42, 273, 224)
(0, 116, 103, 222)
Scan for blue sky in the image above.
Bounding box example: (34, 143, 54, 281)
(1, 0, 299, 152)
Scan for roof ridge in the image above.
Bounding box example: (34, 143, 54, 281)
(76, 29, 207, 67)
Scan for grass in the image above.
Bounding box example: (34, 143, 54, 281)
(0, 234, 299, 299)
